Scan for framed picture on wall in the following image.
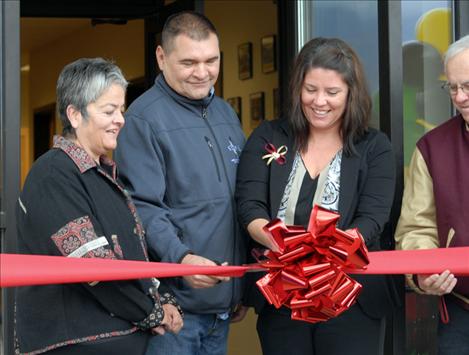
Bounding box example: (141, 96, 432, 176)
(214, 51, 223, 97)
(261, 35, 276, 73)
(227, 96, 242, 121)
(238, 42, 253, 80)
(250, 92, 265, 123)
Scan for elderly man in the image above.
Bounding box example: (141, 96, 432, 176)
(115, 11, 246, 355)
(395, 34, 469, 354)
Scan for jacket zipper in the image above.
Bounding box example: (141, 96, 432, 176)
(201, 106, 239, 310)
(205, 136, 222, 182)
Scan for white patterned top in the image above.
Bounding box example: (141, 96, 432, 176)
(277, 150, 342, 225)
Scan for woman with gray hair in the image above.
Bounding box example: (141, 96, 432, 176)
(15, 58, 183, 355)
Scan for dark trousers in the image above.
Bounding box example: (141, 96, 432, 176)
(257, 304, 385, 355)
(438, 297, 469, 355)
(45, 331, 150, 355)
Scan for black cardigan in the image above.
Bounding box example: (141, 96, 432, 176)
(235, 119, 400, 318)
(15, 137, 165, 354)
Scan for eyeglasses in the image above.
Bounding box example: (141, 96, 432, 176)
(441, 82, 469, 96)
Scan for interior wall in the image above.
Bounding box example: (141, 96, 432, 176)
(20, 52, 32, 185)
(28, 20, 145, 110)
(206, 0, 278, 136)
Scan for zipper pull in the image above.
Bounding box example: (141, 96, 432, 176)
(205, 136, 213, 148)
(202, 107, 207, 119)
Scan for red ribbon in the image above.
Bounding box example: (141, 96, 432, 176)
(2, 248, 467, 289)
(347, 247, 469, 275)
(254, 205, 370, 323)
(0, 255, 247, 287)
(1, 203, 468, 325)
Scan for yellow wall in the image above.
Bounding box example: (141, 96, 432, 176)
(20, 52, 32, 184)
(29, 20, 144, 110)
(206, 0, 278, 136)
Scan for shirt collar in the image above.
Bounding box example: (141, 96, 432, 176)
(157, 74, 214, 107)
(53, 135, 117, 178)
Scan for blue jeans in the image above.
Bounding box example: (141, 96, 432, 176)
(438, 297, 469, 355)
(145, 312, 230, 355)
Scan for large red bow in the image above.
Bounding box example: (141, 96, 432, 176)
(255, 205, 369, 323)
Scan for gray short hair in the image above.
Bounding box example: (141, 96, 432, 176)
(56, 57, 128, 137)
(444, 34, 469, 69)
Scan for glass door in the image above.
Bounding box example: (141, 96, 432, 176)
(402, 0, 453, 168)
(401, 2, 453, 354)
(295, 0, 380, 127)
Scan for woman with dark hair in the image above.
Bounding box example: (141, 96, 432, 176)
(236, 38, 397, 354)
(15, 58, 183, 355)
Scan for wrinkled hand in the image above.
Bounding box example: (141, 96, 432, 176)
(230, 304, 249, 323)
(151, 304, 183, 335)
(163, 304, 183, 334)
(417, 270, 457, 296)
(181, 254, 230, 288)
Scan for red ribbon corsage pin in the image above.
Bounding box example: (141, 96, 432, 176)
(262, 143, 288, 165)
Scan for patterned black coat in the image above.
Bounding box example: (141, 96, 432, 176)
(15, 136, 176, 354)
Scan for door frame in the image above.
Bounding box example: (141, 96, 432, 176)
(1, 2, 20, 355)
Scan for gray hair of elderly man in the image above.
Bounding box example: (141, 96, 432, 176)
(56, 57, 128, 138)
(444, 34, 469, 68)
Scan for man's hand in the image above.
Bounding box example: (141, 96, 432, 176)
(230, 304, 249, 323)
(181, 254, 230, 288)
(151, 304, 183, 335)
(417, 270, 457, 296)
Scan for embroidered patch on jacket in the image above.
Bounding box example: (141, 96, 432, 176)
(227, 138, 242, 164)
(53, 136, 96, 173)
(51, 216, 116, 259)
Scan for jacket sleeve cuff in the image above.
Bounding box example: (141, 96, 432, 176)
(241, 210, 271, 230)
(135, 300, 165, 330)
(160, 292, 184, 318)
(177, 249, 194, 264)
(405, 274, 426, 295)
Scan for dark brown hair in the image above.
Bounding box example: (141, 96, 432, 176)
(161, 11, 218, 53)
(288, 37, 371, 155)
